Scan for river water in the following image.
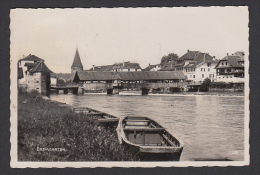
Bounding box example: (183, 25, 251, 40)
(49, 92, 245, 161)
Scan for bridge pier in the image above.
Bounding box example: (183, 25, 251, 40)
(141, 88, 149, 95)
(64, 89, 68, 94)
(72, 89, 78, 94)
(107, 89, 113, 95)
(78, 87, 84, 94)
(113, 88, 120, 94)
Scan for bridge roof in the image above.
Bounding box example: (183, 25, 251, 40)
(74, 71, 186, 81)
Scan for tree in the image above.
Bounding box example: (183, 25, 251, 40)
(199, 78, 211, 92)
(160, 53, 179, 65)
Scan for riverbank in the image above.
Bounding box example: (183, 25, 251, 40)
(149, 91, 244, 97)
(18, 91, 141, 161)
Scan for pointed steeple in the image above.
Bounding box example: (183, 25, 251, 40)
(72, 48, 83, 68)
(71, 48, 83, 73)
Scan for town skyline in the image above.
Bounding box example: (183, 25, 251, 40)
(11, 7, 248, 73)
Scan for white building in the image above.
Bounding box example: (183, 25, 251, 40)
(183, 60, 218, 84)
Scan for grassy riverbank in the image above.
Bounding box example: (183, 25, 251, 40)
(18, 91, 140, 161)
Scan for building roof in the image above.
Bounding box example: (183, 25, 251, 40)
(113, 61, 142, 70)
(18, 67, 23, 79)
(89, 61, 142, 71)
(178, 51, 200, 61)
(178, 50, 214, 62)
(89, 65, 114, 71)
(71, 48, 83, 68)
(233, 51, 244, 60)
(215, 55, 244, 68)
(160, 61, 185, 71)
(143, 64, 160, 71)
(29, 61, 53, 73)
(184, 59, 219, 69)
(24, 63, 37, 70)
(73, 71, 186, 82)
(19, 54, 44, 62)
(76, 71, 117, 81)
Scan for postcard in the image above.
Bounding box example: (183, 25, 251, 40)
(10, 7, 249, 167)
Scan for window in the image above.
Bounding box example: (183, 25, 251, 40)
(202, 74, 204, 78)
(193, 75, 195, 78)
(213, 74, 214, 78)
(186, 69, 187, 72)
(201, 68, 203, 72)
(128, 68, 130, 72)
(208, 68, 210, 71)
(226, 62, 228, 65)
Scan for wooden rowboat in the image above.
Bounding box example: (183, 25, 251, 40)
(96, 114, 119, 123)
(73, 107, 119, 124)
(116, 116, 184, 161)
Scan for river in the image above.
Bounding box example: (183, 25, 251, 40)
(49, 92, 245, 161)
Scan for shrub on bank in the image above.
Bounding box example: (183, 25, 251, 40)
(18, 91, 140, 161)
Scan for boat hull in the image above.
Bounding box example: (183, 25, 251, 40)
(116, 116, 184, 161)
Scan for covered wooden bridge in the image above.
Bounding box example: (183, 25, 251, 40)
(72, 71, 186, 95)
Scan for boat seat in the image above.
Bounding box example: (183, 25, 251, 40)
(124, 128, 166, 132)
(125, 120, 150, 122)
(125, 125, 150, 129)
(127, 116, 146, 120)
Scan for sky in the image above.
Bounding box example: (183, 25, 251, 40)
(10, 7, 249, 73)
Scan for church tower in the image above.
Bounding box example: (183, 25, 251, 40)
(71, 48, 83, 73)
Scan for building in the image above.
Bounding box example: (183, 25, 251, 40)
(160, 50, 215, 73)
(18, 54, 44, 86)
(18, 54, 53, 94)
(160, 60, 183, 71)
(160, 50, 217, 84)
(50, 73, 57, 87)
(71, 48, 83, 73)
(90, 61, 142, 72)
(18, 58, 53, 94)
(143, 64, 161, 71)
(183, 60, 218, 83)
(215, 53, 244, 83)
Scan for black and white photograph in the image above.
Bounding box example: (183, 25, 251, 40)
(10, 7, 249, 167)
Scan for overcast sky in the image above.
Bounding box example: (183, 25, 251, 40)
(10, 7, 248, 73)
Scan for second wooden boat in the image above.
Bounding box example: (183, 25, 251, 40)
(73, 107, 119, 124)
